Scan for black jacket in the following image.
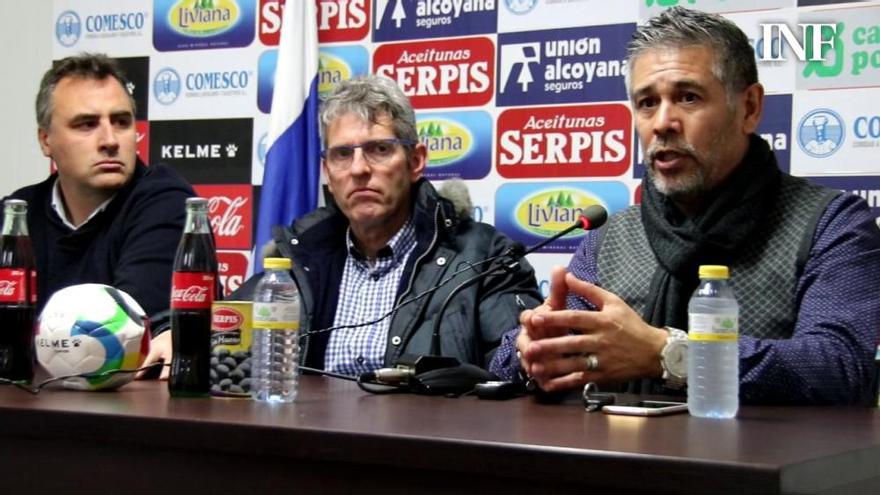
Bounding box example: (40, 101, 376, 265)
(237, 179, 542, 370)
(8, 162, 194, 321)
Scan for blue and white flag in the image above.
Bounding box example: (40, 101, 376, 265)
(253, 1, 320, 274)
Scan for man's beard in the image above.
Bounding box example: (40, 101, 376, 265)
(645, 138, 710, 200)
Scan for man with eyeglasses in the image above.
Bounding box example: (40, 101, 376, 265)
(246, 75, 542, 377)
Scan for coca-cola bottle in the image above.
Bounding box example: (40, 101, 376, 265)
(169, 197, 217, 397)
(0, 199, 36, 382)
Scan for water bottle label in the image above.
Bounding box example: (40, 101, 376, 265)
(253, 302, 299, 331)
(689, 313, 738, 342)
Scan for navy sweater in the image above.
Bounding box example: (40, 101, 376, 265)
(8, 162, 194, 320)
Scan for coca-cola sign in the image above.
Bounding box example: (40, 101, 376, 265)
(170, 272, 216, 310)
(0, 268, 30, 304)
(0, 280, 18, 297)
(193, 184, 253, 250)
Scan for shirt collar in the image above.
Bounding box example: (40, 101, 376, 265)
(51, 178, 115, 230)
(346, 218, 416, 270)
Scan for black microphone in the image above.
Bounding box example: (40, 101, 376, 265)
(517, 204, 608, 257)
(428, 204, 608, 357)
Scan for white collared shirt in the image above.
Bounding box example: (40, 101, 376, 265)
(51, 178, 115, 230)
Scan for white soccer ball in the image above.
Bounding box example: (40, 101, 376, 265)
(35, 284, 151, 391)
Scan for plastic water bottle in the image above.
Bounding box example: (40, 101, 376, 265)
(687, 265, 739, 418)
(251, 257, 300, 403)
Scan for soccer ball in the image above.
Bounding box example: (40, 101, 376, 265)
(35, 284, 151, 391)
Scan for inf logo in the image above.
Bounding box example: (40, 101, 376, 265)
(499, 43, 541, 93)
(797, 109, 845, 158)
(504, 0, 539, 15)
(55, 11, 81, 47)
(153, 68, 181, 105)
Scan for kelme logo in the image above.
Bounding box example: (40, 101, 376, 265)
(318, 52, 352, 98)
(168, 0, 240, 38)
(418, 119, 473, 167)
(516, 189, 602, 238)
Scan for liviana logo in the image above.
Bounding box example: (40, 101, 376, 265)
(418, 119, 472, 167)
(318, 53, 352, 97)
(516, 189, 602, 237)
(168, 0, 239, 38)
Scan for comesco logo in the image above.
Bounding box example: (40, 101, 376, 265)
(55, 10, 82, 47)
(374, 37, 494, 108)
(797, 108, 845, 158)
(154, 67, 182, 105)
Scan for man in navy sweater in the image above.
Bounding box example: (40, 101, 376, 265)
(6, 53, 194, 378)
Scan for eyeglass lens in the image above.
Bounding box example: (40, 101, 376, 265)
(326, 140, 401, 168)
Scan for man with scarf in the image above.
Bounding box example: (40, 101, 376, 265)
(489, 7, 880, 405)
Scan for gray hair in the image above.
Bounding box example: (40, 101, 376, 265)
(626, 7, 758, 104)
(319, 75, 418, 150)
(36, 53, 135, 130)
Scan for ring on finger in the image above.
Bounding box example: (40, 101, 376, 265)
(584, 353, 599, 372)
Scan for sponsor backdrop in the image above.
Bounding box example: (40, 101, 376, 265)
(51, 0, 880, 298)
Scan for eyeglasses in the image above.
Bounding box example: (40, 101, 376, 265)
(321, 138, 415, 171)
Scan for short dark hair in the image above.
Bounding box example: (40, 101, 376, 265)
(35, 53, 135, 130)
(626, 6, 758, 102)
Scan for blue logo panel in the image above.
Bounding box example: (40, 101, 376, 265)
(153, 0, 255, 52)
(257, 49, 277, 114)
(56, 10, 82, 46)
(495, 181, 630, 253)
(372, 0, 497, 42)
(418, 111, 492, 180)
(758, 94, 792, 174)
(797, 108, 845, 158)
(496, 23, 633, 107)
(804, 176, 880, 225)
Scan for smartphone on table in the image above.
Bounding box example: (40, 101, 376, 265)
(602, 400, 688, 416)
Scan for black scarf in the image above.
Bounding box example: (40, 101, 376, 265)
(640, 134, 781, 330)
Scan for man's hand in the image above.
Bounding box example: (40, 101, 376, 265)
(136, 331, 172, 380)
(515, 265, 568, 373)
(521, 273, 668, 392)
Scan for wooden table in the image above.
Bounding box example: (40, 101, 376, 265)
(0, 376, 878, 494)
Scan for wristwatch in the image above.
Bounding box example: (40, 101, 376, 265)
(660, 326, 688, 389)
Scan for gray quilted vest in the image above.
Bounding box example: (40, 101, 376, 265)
(597, 175, 839, 339)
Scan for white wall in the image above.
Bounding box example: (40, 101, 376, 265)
(0, 1, 52, 193)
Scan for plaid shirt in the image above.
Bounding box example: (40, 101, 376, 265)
(324, 220, 417, 375)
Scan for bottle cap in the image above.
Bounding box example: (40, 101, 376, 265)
(264, 257, 292, 270)
(698, 265, 729, 279)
